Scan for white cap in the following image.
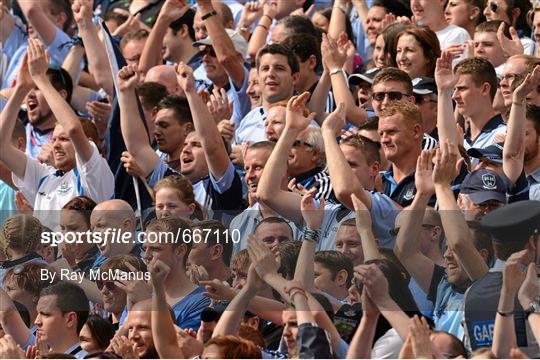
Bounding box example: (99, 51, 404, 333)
(193, 29, 248, 58)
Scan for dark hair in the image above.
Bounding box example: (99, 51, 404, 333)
(100, 254, 147, 274)
(278, 241, 302, 280)
(47, 68, 73, 103)
(119, 29, 149, 51)
(467, 221, 494, 265)
(511, 0, 532, 34)
(280, 34, 321, 73)
(192, 220, 233, 266)
(145, 217, 193, 265)
(254, 217, 294, 238)
(380, 23, 413, 68)
(39, 282, 89, 333)
(277, 15, 321, 43)
(317, 7, 355, 46)
(466, 0, 487, 25)
(38, 353, 75, 359)
(476, 20, 512, 37)
(526, 104, 540, 133)
(396, 26, 441, 77)
(372, 67, 413, 94)
(13, 301, 31, 328)
(156, 95, 193, 124)
(104, 8, 129, 27)
(340, 134, 381, 164)
(84, 316, 115, 351)
(372, 0, 413, 17)
(169, 7, 196, 41)
(47, 0, 73, 33)
(256, 43, 300, 74)
(454, 57, 498, 100)
(310, 292, 335, 321)
(315, 250, 354, 288)
(83, 352, 122, 359)
(432, 331, 468, 358)
(136, 82, 168, 111)
(62, 196, 97, 228)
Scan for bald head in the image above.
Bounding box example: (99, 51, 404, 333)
(145, 65, 182, 96)
(92, 199, 136, 232)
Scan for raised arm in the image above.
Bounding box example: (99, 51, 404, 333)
(320, 103, 372, 210)
(256, 93, 313, 225)
(393, 151, 436, 294)
(197, 0, 245, 88)
(149, 259, 184, 358)
(0, 56, 31, 180)
(351, 193, 381, 262)
(18, 0, 58, 45)
(177, 62, 230, 179)
(347, 288, 380, 359)
(138, 0, 190, 74)
(28, 38, 93, 164)
(0, 5, 15, 44)
(434, 140, 488, 281)
(307, 68, 331, 125)
(503, 66, 540, 183)
(328, 1, 348, 39)
(116, 65, 160, 177)
(518, 263, 540, 344)
(434, 51, 460, 146)
(246, 2, 276, 60)
(321, 34, 368, 127)
(0, 288, 30, 346)
(72, 0, 114, 96)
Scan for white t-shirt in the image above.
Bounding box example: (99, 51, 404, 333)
(436, 24, 471, 66)
(13, 143, 114, 229)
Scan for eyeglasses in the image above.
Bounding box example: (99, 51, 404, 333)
(292, 140, 313, 148)
(201, 46, 216, 57)
(489, 1, 498, 12)
(96, 280, 117, 291)
(372, 91, 410, 101)
(500, 72, 521, 83)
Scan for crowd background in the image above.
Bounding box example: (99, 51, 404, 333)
(0, 0, 540, 358)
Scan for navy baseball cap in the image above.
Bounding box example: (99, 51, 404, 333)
(467, 142, 504, 164)
(348, 67, 381, 86)
(412, 77, 437, 95)
(460, 169, 507, 204)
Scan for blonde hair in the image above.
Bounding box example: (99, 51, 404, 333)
(154, 175, 204, 220)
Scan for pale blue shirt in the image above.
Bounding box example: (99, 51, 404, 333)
(234, 106, 267, 145)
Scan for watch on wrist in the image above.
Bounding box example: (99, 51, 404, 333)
(525, 297, 540, 316)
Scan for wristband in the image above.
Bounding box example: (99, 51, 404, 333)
(257, 24, 269, 31)
(330, 68, 346, 77)
(497, 310, 514, 317)
(262, 14, 274, 23)
(303, 228, 320, 243)
(202, 10, 217, 21)
(512, 101, 525, 106)
(334, 4, 348, 15)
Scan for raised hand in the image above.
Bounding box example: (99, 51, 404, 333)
(207, 88, 233, 124)
(415, 150, 435, 196)
(409, 315, 434, 359)
(301, 188, 325, 230)
(433, 140, 458, 187)
(114, 263, 152, 308)
(15, 191, 33, 212)
(72, 0, 93, 27)
(112, 12, 143, 37)
(513, 65, 540, 103)
(176, 62, 196, 93)
(240, 0, 264, 26)
(262, 0, 277, 20)
(121, 151, 145, 178)
(290, 3, 315, 17)
(502, 249, 531, 294)
(354, 263, 389, 303)
(245, 263, 266, 292)
(321, 33, 347, 70)
(27, 38, 50, 80)
(518, 263, 540, 310)
(109, 334, 135, 359)
(463, 40, 475, 59)
(247, 234, 279, 281)
(351, 193, 372, 233)
(321, 102, 346, 136)
(435, 50, 457, 92)
(159, 0, 190, 24)
(16, 53, 33, 90)
(199, 279, 236, 301)
(285, 92, 313, 132)
(360, 286, 380, 318)
(117, 65, 140, 92)
(148, 258, 171, 288)
(187, 264, 209, 285)
(217, 120, 235, 144)
(37, 140, 54, 166)
(381, 13, 396, 29)
(86, 100, 112, 124)
(497, 23, 524, 57)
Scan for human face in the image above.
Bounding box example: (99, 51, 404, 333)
(258, 53, 296, 103)
(4, 280, 35, 316)
(366, 6, 387, 45)
(90, 210, 126, 257)
(80, 324, 103, 353)
(202, 344, 225, 359)
(534, 11, 540, 45)
(60, 210, 91, 257)
(372, 81, 413, 114)
(411, 0, 446, 27)
(443, 247, 469, 285)
(35, 295, 72, 347)
(524, 119, 540, 162)
(163, 28, 181, 62)
(143, 239, 183, 269)
(416, 94, 437, 132)
(356, 82, 373, 108)
(265, 106, 286, 142)
(52, 125, 76, 172)
(271, 22, 289, 43)
(180, 132, 209, 183)
(335, 225, 364, 266)
(247, 68, 261, 108)
(314, 262, 344, 300)
(123, 39, 146, 68)
(127, 310, 155, 358)
(25, 87, 53, 128)
(187, 241, 213, 270)
(153, 108, 189, 156)
(202, 46, 229, 86)
(396, 35, 430, 79)
(312, 12, 329, 32)
(244, 148, 271, 204)
(458, 193, 504, 221)
(453, 74, 486, 117)
(255, 222, 292, 252)
(473, 32, 506, 68)
(231, 264, 248, 290)
(193, 11, 208, 41)
(484, 0, 512, 23)
(373, 35, 386, 68)
(499, 58, 528, 107)
(378, 113, 421, 163)
(281, 310, 298, 356)
(155, 187, 194, 220)
(98, 275, 127, 315)
(288, 131, 319, 177)
(445, 0, 474, 28)
(340, 144, 374, 189)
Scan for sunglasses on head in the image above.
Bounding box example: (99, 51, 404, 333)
(96, 280, 116, 291)
(372, 91, 409, 101)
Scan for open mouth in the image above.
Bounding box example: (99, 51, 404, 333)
(247, 183, 258, 192)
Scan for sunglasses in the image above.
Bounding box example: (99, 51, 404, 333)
(372, 91, 409, 101)
(201, 46, 216, 57)
(489, 2, 498, 12)
(96, 280, 117, 291)
(292, 140, 313, 148)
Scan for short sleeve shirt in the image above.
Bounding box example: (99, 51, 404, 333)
(172, 286, 211, 331)
(234, 106, 267, 145)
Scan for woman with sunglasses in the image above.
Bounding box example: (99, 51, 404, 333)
(484, 0, 535, 54)
(395, 26, 441, 79)
(444, 0, 486, 38)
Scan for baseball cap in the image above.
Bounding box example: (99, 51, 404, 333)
(348, 67, 381, 86)
(481, 200, 540, 244)
(412, 77, 437, 95)
(467, 142, 504, 164)
(460, 169, 507, 204)
(193, 29, 248, 58)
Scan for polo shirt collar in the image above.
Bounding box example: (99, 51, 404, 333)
(465, 114, 504, 140)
